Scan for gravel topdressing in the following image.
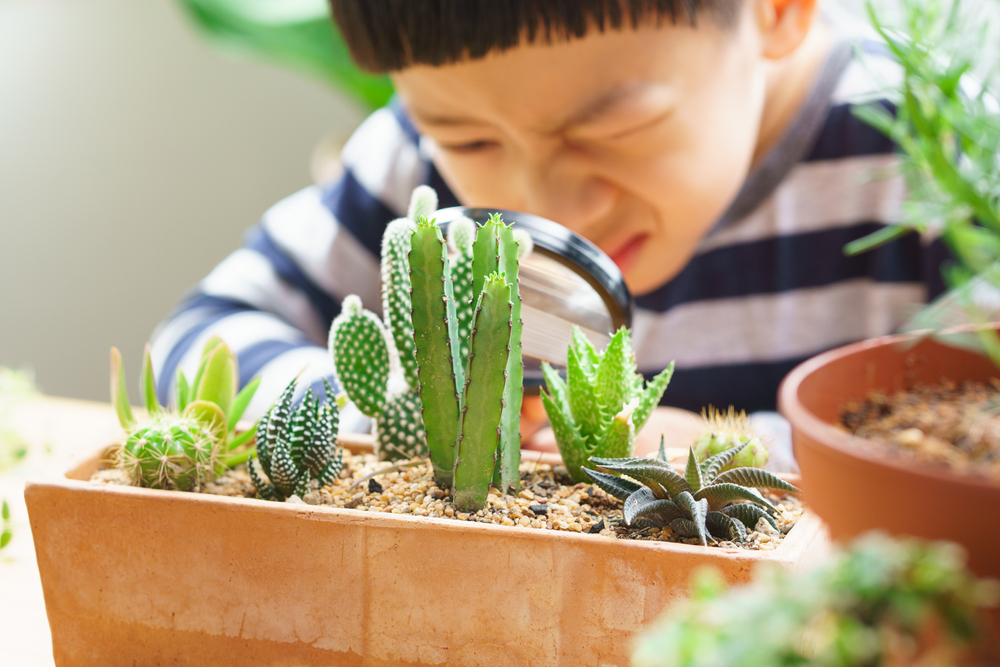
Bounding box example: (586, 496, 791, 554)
(841, 379, 1000, 481)
(93, 450, 803, 550)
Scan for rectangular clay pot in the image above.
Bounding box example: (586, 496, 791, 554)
(26, 444, 829, 667)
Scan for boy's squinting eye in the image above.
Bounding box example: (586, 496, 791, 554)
(438, 140, 500, 154)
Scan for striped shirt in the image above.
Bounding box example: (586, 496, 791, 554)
(150, 33, 948, 427)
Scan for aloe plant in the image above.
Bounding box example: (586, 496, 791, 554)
(409, 212, 525, 510)
(111, 337, 260, 490)
(541, 327, 674, 483)
(585, 441, 800, 545)
(249, 378, 344, 501)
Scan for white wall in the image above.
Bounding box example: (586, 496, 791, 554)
(0, 0, 365, 401)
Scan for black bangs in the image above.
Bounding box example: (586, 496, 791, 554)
(329, 0, 741, 73)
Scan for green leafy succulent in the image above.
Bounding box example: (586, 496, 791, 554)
(111, 338, 260, 490)
(632, 533, 999, 667)
(585, 441, 800, 545)
(249, 378, 344, 501)
(541, 327, 674, 483)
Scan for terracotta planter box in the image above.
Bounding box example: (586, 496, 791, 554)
(27, 439, 829, 667)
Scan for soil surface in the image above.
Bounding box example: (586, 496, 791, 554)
(91, 452, 803, 550)
(842, 379, 1000, 481)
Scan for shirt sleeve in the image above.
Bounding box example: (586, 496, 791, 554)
(149, 105, 434, 425)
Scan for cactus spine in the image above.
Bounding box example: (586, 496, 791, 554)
(409, 213, 524, 510)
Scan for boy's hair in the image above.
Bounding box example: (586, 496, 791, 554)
(329, 0, 741, 73)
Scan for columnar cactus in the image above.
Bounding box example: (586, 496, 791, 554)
(409, 213, 525, 510)
(111, 337, 260, 491)
(249, 378, 344, 501)
(540, 327, 675, 483)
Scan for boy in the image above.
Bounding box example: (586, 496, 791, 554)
(151, 0, 945, 452)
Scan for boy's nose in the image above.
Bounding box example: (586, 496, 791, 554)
(520, 160, 617, 237)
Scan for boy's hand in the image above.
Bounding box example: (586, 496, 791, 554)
(521, 401, 704, 458)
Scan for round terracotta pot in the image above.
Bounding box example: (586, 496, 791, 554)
(778, 332, 1000, 576)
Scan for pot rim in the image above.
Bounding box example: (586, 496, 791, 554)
(778, 330, 1000, 492)
(33, 443, 817, 563)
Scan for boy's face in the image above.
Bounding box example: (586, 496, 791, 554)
(392, 5, 769, 295)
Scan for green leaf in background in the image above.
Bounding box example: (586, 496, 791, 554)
(1, 500, 10, 550)
(175, 0, 394, 110)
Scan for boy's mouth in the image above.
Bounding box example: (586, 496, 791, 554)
(606, 234, 648, 273)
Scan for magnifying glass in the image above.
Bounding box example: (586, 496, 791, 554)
(434, 207, 633, 392)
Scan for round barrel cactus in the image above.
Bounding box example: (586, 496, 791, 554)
(121, 417, 219, 491)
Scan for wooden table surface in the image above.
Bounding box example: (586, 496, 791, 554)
(1, 396, 124, 666)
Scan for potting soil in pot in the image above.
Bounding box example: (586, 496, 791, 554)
(841, 379, 1000, 480)
(91, 452, 803, 550)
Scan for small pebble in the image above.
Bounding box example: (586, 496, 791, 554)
(368, 478, 383, 494)
(529, 504, 548, 515)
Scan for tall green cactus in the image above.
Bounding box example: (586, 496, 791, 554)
(409, 214, 524, 510)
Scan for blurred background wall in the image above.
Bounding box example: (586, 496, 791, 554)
(0, 0, 365, 401)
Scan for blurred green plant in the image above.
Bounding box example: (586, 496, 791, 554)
(0, 367, 38, 552)
(846, 0, 1000, 362)
(633, 533, 999, 667)
(175, 0, 393, 110)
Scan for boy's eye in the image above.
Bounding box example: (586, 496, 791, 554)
(439, 140, 499, 154)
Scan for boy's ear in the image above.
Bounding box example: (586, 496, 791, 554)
(754, 0, 819, 60)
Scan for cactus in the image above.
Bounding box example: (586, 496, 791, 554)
(330, 246, 428, 461)
(111, 338, 260, 491)
(541, 327, 674, 483)
(584, 443, 800, 546)
(692, 406, 769, 470)
(328, 189, 433, 462)
(249, 378, 344, 501)
(409, 213, 525, 509)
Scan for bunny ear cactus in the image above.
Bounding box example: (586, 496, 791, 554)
(409, 213, 525, 510)
(249, 378, 344, 501)
(541, 327, 675, 483)
(327, 187, 435, 462)
(585, 443, 800, 546)
(110, 338, 260, 491)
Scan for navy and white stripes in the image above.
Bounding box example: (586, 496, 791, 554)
(150, 39, 943, 424)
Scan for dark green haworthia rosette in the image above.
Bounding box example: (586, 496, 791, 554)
(585, 442, 800, 546)
(249, 378, 344, 501)
(111, 338, 260, 491)
(541, 327, 674, 483)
